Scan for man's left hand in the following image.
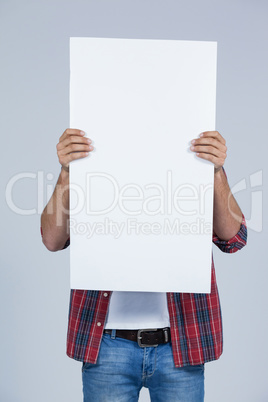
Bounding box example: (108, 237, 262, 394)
(190, 131, 227, 173)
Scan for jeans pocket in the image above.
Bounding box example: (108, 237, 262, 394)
(186, 363, 205, 372)
(82, 362, 93, 373)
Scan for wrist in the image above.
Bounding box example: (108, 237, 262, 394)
(214, 166, 222, 175)
(60, 166, 70, 184)
(214, 166, 226, 186)
(61, 165, 69, 173)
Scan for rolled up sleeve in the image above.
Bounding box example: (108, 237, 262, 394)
(212, 214, 247, 253)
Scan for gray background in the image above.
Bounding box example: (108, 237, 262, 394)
(0, 0, 267, 401)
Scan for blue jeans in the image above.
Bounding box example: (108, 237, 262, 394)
(82, 331, 205, 401)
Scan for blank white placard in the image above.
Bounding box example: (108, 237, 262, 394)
(69, 37, 217, 293)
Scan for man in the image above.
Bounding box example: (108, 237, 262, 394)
(41, 128, 247, 402)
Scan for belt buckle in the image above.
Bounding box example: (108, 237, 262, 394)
(137, 328, 158, 347)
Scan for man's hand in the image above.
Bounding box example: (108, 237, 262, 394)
(190, 131, 227, 173)
(41, 128, 94, 251)
(189, 130, 242, 240)
(56, 128, 94, 172)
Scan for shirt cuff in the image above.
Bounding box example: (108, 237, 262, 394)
(212, 214, 247, 253)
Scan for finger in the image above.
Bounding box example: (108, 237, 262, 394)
(58, 142, 94, 157)
(200, 131, 226, 145)
(57, 135, 92, 152)
(59, 128, 86, 143)
(59, 151, 90, 167)
(192, 137, 227, 153)
(191, 144, 226, 159)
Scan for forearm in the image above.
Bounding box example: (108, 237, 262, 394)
(213, 168, 243, 241)
(41, 168, 70, 251)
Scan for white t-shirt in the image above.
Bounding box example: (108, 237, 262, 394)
(104, 291, 170, 329)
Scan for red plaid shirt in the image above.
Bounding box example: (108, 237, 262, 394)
(41, 172, 247, 368)
(60, 222, 247, 368)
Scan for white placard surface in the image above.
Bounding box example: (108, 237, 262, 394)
(69, 37, 217, 293)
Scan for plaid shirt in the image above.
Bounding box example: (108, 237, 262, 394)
(41, 171, 247, 367)
(62, 217, 247, 367)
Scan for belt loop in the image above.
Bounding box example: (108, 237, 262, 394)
(111, 329, 116, 339)
(163, 327, 169, 343)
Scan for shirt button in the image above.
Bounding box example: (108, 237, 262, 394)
(97, 322, 102, 327)
(103, 292, 108, 297)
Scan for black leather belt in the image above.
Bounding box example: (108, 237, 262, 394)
(104, 327, 171, 347)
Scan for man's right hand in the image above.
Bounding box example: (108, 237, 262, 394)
(56, 128, 94, 172)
